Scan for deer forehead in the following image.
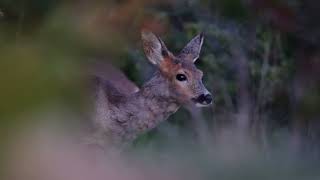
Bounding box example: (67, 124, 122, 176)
(179, 62, 203, 78)
(159, 57, 181, 75)
(159, 57, 203, 78)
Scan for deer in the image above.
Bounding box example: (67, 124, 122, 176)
(86, 31, 213, 148)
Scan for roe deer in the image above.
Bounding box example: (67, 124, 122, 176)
(88, 31, 212, 147)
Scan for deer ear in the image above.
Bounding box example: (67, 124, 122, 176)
(179, 32, 204, 63)
(141, 31, 169, 66)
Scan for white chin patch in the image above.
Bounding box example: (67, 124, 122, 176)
(195, 103, 211, 107)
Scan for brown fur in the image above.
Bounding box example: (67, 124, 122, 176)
(86, 31, 211, 148)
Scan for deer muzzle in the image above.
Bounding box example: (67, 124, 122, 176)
(192, 93, 212, 106)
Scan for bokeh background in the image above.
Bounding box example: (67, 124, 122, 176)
(1, 0, 320, 179)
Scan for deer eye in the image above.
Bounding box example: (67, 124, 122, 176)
(176, 74, 187, 81)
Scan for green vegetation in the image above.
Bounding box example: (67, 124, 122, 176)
(1, 0, 320, 179)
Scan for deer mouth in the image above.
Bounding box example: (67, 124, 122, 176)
(192, 94, 213, 107)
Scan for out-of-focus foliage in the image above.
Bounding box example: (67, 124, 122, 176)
(1, 0, 320, 179)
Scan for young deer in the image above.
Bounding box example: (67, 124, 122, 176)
(89, 31, 212, 147)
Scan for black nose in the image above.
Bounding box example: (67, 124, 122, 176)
(197, 94, 212, 104)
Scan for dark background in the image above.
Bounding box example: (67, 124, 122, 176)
(1, 0, 320, 179)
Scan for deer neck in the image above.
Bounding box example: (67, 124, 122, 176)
(124, 71, 180, 138)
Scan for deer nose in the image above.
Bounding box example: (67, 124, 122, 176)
(197, 94, 212, 105)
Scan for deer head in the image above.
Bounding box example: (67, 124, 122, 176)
(141, 31, 212, 107)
